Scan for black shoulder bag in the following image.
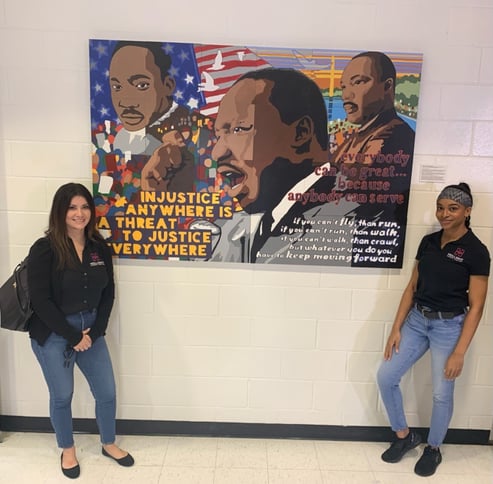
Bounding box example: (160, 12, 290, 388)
(0, 258, 33, 332)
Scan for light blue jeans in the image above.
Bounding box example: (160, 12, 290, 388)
(377, 306, 465, 447)
(31, 309, 116, 448)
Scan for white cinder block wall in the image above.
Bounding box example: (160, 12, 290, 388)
(0, 0, 492, 435)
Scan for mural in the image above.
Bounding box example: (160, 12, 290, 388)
(90, 40, 422, 267)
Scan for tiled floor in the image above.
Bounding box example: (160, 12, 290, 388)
(0, 432, 491, 483)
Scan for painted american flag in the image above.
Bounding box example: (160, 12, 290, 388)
(194, 45, 270, 117)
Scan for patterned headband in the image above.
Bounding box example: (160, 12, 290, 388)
(437, 187, 472, 207)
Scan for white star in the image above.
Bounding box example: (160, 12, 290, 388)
(185, 74, 194, 85)
(94, 83, 103, 93)
(95, 43, 108, 57)
(179, 50, 189, 62)
(164, 43, 174, 54)
(99, 106, 110, 117)
(175, 89, 184, 100)
(169, 66, 179, 77)
(187, 97, 199, 110)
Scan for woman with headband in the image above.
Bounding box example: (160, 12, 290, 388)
(376, 182, 490, 477)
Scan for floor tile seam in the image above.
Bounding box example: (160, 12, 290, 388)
(159, 463, 342, 470)
(161, 461, 269, 469)
(157, 439, 170, 467)
(266, 467, 324, 473)
(315, 442, 376, 471)
(470, 469, 493, 476)
(214, 463, 269, 469)
(265, 438, 271, 470)
(313, 437, 324, 471)
(155, 462, 168, 483)
(266, 467, 325, 481)
(265, 465, 325, 470)
(213, 438, 219, 469)
(318, 465, 374, 471)
(214, 468, 269, 473)
(320, 469, 378, 474)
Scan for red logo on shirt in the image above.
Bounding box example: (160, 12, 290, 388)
(447, 247, 465, 263)
(454, 248, 465, 258)
(89, 252, 105, 267)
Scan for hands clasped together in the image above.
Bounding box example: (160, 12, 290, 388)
(74, 329, 92, 352)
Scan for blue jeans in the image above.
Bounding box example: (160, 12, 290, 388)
(377, 306, 465, 447)
(31, 309, 116, 448)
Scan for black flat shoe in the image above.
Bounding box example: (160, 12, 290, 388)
(60, 453, 80, 479)
(102, 446, 134, 467)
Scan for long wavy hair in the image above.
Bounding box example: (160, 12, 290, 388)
(46, 183, 104, 269)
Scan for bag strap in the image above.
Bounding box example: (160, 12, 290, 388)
(13, 259, 30, 316)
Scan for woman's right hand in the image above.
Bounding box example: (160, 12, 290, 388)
(73, 329, 92, 352)
(384, 329, 401, 360)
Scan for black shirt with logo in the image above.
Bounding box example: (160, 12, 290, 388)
(415, 229, 490, 312)
(28, 236, 114, 346)
(60, 245, 109, 315)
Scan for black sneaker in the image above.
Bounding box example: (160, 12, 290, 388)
(381, 430, 422, 463)
(414, 445, 442, 476)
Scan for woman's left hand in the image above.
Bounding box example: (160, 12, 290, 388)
(444, 352, 464, 380)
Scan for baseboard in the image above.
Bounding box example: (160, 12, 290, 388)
(0, 415, 490, 445)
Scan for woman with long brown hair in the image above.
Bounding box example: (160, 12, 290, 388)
(28, 183, 133, 478)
